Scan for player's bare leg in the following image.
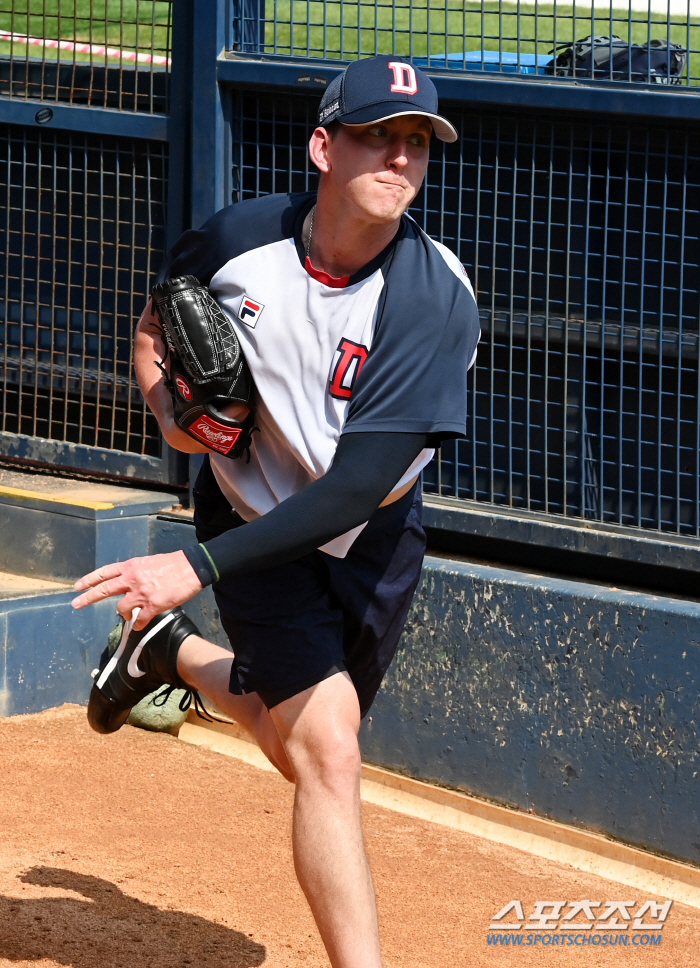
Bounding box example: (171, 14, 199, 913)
(271, 672, 383, 968)
(177, 637, 383, 968)
(176, 634, 293, 780)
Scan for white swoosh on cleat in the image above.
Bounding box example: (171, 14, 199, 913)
(95, 607, 140, 691)
(126, 612, 176, 679)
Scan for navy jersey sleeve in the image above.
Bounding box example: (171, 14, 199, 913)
(155, 192, 313, 286)
(342, 221, 480, 442)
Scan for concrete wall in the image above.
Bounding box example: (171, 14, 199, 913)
(360, 556, 700, 866)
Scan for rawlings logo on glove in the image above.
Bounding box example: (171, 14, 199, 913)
(150, 275, 256, 459)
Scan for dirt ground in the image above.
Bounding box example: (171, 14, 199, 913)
(0, 706, 698, 968)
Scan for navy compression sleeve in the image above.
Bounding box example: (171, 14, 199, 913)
(183, 431, 427, 584)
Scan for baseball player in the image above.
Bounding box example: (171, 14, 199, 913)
(73, 54, 480, 968)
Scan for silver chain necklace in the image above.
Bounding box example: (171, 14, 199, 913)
(305, 204, 316, 258)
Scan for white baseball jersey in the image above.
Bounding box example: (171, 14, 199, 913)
(163, 192, 480, 556)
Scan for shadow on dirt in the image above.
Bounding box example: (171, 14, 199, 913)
(0, 867, 266, 967)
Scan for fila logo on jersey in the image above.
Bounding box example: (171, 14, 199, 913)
(388, 61, 418, 95)
(238, 295, 264, 327)
(175, 374, 192, 401)
(329, 338, 368, 399)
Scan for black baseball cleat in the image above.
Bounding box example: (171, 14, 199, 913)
(87, 606, 200, 735)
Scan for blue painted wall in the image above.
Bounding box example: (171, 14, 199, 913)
(360, 556, 700, 866)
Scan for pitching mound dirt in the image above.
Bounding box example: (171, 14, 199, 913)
(0, 704, 697, 967)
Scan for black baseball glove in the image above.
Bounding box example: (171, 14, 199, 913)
(150, 275, 256, 459)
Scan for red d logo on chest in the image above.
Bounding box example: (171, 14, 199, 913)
(329, 338, 368, 399)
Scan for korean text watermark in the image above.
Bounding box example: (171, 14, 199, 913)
(486, 900, 672, 949)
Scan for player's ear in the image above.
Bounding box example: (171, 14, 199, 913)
(309, 126, 333, 174)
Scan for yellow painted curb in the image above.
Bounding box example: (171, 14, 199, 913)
(179, 712, 700, 910)
(0, 484, 114, 511)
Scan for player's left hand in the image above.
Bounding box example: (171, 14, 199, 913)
(71, 551, 203, 630)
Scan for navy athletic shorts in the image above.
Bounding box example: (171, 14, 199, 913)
(192, 457, 426, 717)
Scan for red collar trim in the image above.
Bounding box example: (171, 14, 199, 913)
(305, 255, 351, 289)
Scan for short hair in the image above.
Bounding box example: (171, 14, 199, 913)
(323, 119, 342, 140)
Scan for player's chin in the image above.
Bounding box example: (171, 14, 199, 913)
(363, 191, 412, 223)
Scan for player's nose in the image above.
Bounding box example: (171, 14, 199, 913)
(386, 136, 410, 170)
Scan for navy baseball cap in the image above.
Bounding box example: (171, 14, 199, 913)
(317, 54, 458, 143)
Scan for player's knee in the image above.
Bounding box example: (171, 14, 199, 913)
(287, 730, 361, 796)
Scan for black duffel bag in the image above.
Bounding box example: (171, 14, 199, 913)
(546, 35, 686, 84)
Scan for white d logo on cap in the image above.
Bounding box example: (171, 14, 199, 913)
(388, 62, 418, 95)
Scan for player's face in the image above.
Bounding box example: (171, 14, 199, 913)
(317, 115, 432, 223)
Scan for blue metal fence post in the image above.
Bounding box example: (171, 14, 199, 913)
(190, 0, 233, 229)
(165, 0, 194, 252)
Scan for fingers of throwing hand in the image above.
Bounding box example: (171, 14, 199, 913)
(71, 552, 200, 616)
(74, 562, 124, 591)
(71, 577, 130, 610)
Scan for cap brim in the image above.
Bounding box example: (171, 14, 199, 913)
(339, 107, 458, 143)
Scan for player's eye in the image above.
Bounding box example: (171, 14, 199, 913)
(407, 133, 428, 147)
(368, 124, 388, 138)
